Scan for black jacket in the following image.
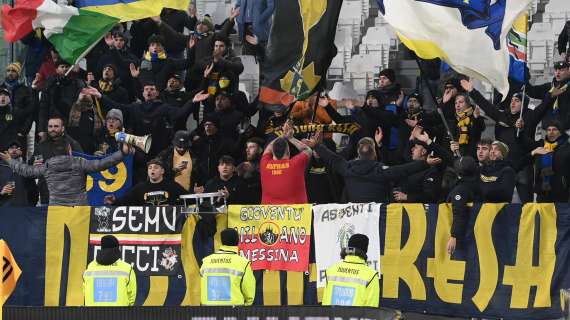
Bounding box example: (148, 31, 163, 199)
(101, 96, 193, 157)
(315, 144, 429, 203)
(0, 81, 36, 141)
(0, 160, 36, 207)
(38, 75, 85, 132)
(115, 179, 187, 206)
(525, 77, 570, 130)
(518, 134, 570, 202)
(191, 133, 236, 184)
(448, 176, 481, 239)
(205, 175, 248, 205)
(479, 160, 516, 202)
(470, 88, 556, 165)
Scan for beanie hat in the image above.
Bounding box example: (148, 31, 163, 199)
(491, 140, 509, 158)
(544, 119, 563, 131)
(0, 87, 10, 96)
(199, 16, 214, 32)
(379, 68, 396, 83)
(172, 130, 190, 148)
(408, 92, 424, 106)
(202, 113, 220, 128)
(96, 235, 121, 265)
(102, 63, 118, 75)
(6, 62, 22, 76)
(106, 108, 123, 125)
(347, 234, 369, 253)
(221, 228, 239, 246)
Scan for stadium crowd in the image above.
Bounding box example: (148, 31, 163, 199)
(0, 3, 569, 218)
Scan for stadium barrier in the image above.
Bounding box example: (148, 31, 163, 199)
(1, 203, 569, 319)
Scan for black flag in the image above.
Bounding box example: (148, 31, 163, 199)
(259, 0, 343, 109)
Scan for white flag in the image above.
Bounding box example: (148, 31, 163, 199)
(377, 0, 532, 98)
(313, 203, 381, 288)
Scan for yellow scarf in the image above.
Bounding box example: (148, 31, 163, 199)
(144, 50, 167, 61)
(544, 140, 558, 152)
(98, 80, 113, 93)
(173, 150, 192, 191)
(456, 107, 473, 145)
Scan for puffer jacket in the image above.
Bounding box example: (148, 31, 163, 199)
(7, 150, 124, 205)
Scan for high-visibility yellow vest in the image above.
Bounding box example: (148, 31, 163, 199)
(83, 259, 137, 306)
(322, 255, 379, 307)
(200, 245, 256, 306)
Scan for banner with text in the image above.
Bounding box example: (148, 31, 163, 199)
(88, 206, 183, 276)
(73, 152, 133, 206)
(228, 204, 312, 272)
(2, 204, 570, 319)
(313, 203, 381, 288)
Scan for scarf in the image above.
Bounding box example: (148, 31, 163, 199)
(456, 107, 473, 145)
(539, 140, 559, 192)
(4, 79, 18, 91)
(98, 79, 113, 93)
(144, 50, 167, 62)
(68, 100, 103, 132)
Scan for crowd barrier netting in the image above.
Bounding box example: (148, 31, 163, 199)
(1, 203, 569, 319)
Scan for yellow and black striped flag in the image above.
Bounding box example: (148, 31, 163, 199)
(1, 239, 21, 320)
(260, 0, 343, 109)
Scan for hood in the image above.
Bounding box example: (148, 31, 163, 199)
(345, 159, 381, 176)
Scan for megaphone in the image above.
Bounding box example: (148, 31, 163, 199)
(115, 132, 152, 153)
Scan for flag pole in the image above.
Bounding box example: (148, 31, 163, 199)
(516, 9, 531, 138)
(64, 31, 109, 77)
(413, 55, 461, 157)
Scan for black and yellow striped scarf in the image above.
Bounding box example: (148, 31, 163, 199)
(456, 107, 473, 145)
(98, 80, 113, 93)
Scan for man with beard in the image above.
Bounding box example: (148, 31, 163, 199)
(66, 89, 105, 154)
(105, 158, 186, 206)
(0, 63, 35, 151)
(448, 93, 485, 158)
(518, 120, 570, 202)
(1, 139, 132, 206)
(38, 60, 85, 141)
(89, 64, 129, 104)
(157, 130, 196, 192)
(479, 141, 516, 202)
(525, 61, 570, 130)
(235, 137, 264, 204)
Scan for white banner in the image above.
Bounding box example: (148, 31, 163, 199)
(312, 203, 381, 288)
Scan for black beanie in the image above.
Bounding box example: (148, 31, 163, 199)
(544, 119, 563, 132)
(221, 228, 239, 246)
(379, 68, 396, 83)
(347, 234, 369, 254)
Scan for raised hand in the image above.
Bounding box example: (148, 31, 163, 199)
(129, 63, 140, 78)
(193, 90, 210, 103)
(460, 79, 474, 93)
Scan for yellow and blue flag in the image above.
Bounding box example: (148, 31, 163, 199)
(377, 0, 532, 99)
(507, 12, 528, 83)
(76, 0, 190, 22)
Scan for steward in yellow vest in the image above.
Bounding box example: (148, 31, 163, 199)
(323, 234, 379, 307)
(83, 235, 137, 306)
(200, 228, 256, 305)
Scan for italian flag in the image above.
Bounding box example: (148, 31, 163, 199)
(2, 0, 119, 64)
